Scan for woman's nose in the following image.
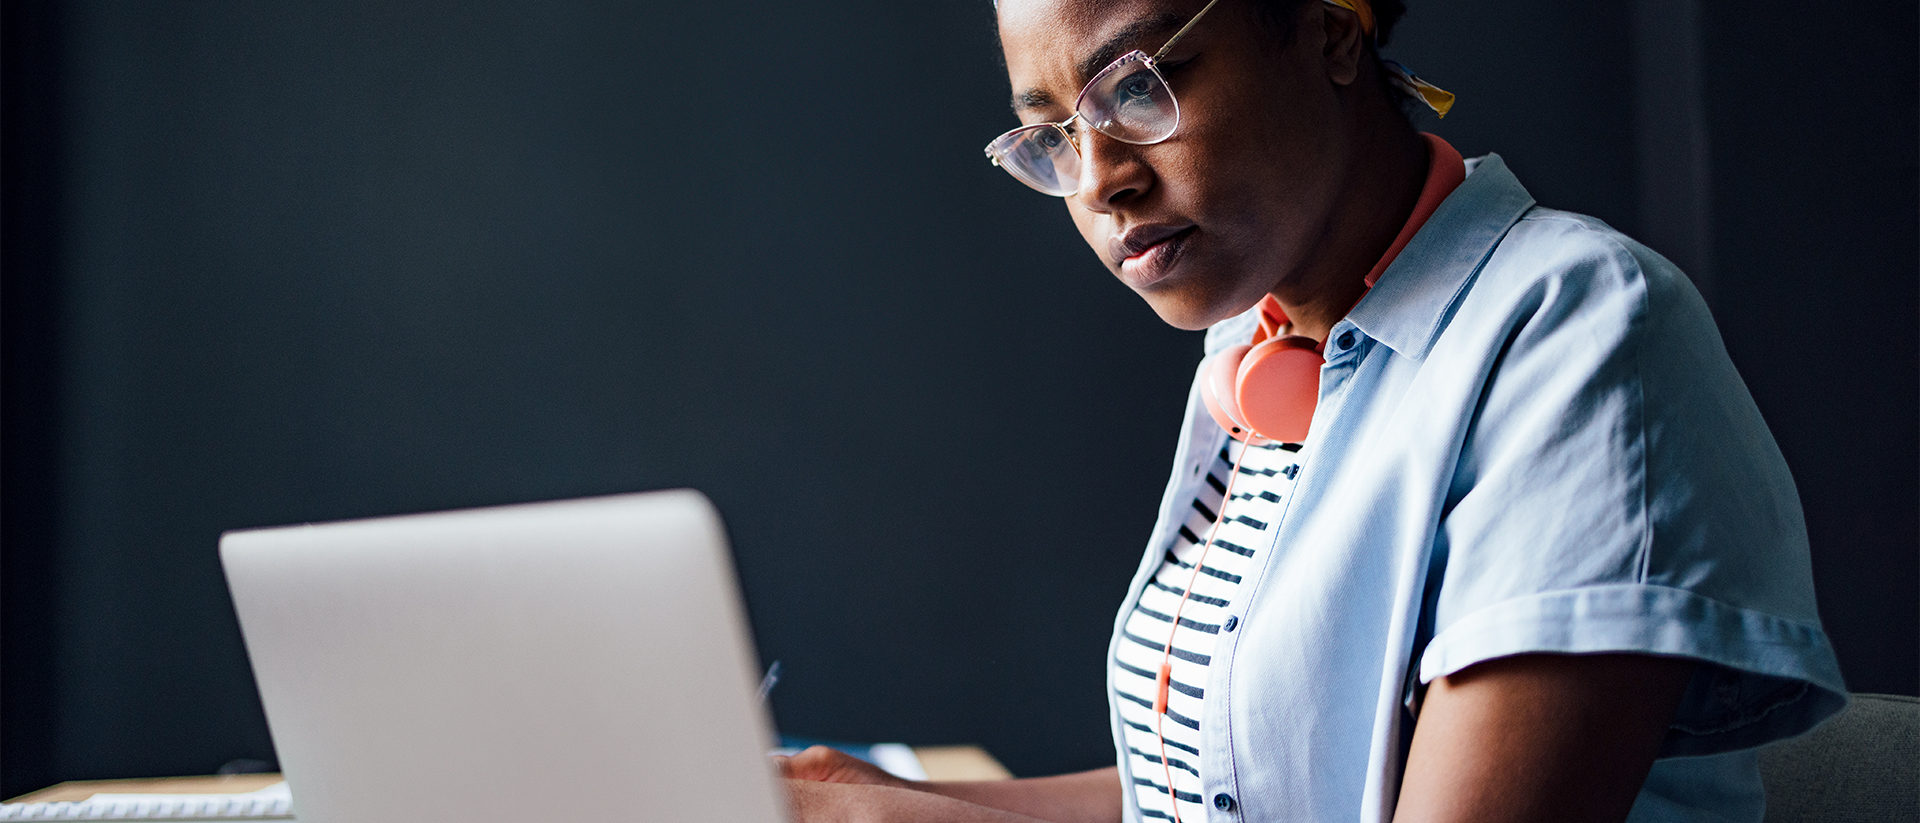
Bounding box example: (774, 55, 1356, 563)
(1072, 130, 1153, 212)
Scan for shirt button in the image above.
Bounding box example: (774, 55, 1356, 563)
(1222, 615, 1238, 632)
(1337, 330, 1357, 350)
(1213, 793, 1235, 811)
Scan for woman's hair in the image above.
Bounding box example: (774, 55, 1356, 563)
(1255, 0, 1407, 48)
(991, 1, 1422, 119)
(1369, 0, 1408, 46)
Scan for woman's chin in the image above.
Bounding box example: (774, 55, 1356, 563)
(1136, 289, 1254, 332)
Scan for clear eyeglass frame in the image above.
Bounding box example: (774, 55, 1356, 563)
(983, 0, 1226, 197)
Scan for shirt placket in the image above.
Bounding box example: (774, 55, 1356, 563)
(1202, 322, 1372, 822)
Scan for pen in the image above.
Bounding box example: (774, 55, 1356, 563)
(757, 660, 782, 704)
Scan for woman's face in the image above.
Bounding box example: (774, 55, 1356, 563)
(997, 0, 1355, 330)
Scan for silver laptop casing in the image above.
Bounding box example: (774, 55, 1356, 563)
(222, 490, 786, 823)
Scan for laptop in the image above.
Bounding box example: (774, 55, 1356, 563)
(218, 490, 788, 823)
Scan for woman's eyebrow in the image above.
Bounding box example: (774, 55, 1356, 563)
(1011, 12, 1184, 114)
(1012, 88, 1058, 113)
(1076, 13, 1183, 82)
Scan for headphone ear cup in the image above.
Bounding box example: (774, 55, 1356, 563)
(1234, 335, 1323, 443)
(1199, 344, 1264, 442)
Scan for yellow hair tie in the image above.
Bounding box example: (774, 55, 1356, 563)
(1384, 61, 1456, 118)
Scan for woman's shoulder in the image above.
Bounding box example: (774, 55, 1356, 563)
(1476, 204, 1707, 326)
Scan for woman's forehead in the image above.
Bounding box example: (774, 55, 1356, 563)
(998, 0, 1196, 112)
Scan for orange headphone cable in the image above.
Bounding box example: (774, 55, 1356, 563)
(1152, 435, 1256, 822)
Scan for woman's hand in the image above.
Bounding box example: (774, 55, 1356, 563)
(775, 745, 916, 790)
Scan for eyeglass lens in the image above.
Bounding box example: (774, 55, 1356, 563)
(1079, 53, 1180, 144)
(987, 53, 1179, 196)
(987, 124, 1081, 196)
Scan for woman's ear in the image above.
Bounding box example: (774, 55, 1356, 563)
(1319, 2, 1368, 86)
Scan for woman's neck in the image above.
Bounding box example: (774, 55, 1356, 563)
(1271, 102, 1428, 343)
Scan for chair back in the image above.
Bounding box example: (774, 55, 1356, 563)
(1758, 693, 1918, 823)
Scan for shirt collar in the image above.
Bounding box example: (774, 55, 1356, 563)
(1365, 133, 1466, 288)
(1344, 153, 1537, 360)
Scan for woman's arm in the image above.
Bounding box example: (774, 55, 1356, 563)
(780, 747, 1123, 823)
(920, 768, 1123, 823)
(786, 780, 1059, 823)
(1393, 653, 1696, 823)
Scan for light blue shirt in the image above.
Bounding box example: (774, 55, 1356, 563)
(1106, 154, 1847, 823)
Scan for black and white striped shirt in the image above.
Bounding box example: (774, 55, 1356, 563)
(1113, 437, 1305, 822)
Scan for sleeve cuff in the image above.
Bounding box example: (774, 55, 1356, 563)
(1418, 583, 1849, 756)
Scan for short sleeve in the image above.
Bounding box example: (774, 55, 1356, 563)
(1415, 214, 1848, 757)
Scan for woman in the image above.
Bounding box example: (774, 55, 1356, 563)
(782, 1, 1846, 821)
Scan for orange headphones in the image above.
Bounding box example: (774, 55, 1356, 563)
(1197, 298, 1325, 445)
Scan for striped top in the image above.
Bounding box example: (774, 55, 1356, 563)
(1113, 437, 1305, 821)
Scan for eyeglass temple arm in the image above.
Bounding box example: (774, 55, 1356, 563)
(1152, 0, 1227, 61)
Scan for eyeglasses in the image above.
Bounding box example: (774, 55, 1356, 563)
(983, 0, 1226, 197)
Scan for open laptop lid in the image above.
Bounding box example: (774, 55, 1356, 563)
(221, 490, 786, 823)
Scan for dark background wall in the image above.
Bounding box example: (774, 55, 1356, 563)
(4, 0, 1914, 798)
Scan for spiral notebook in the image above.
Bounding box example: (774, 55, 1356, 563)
(0, 781, 292, 821)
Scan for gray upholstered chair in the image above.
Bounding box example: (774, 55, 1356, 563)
(1757, 693, 1918, 823)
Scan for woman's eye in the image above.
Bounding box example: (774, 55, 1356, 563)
(1121, 74, 1156, 100)
(1036, 129, 1065, 150)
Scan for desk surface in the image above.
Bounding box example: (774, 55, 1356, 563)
(6, 745, 1013, 803)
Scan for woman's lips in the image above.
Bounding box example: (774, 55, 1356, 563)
(1114, 225, 1197, 289)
